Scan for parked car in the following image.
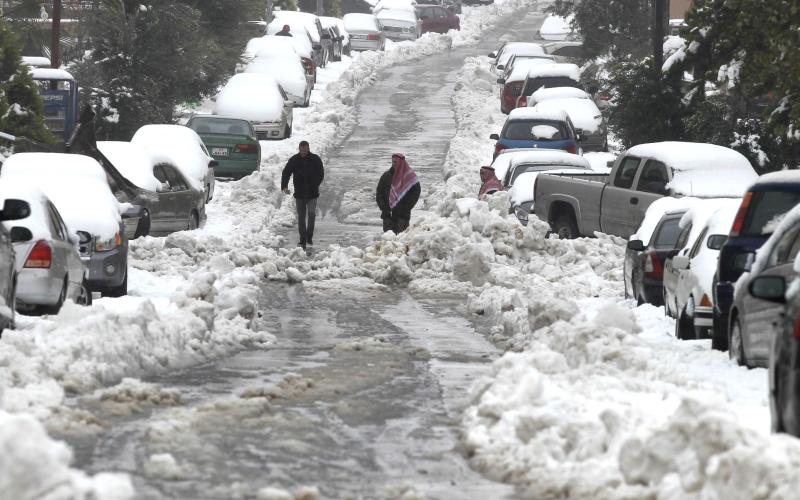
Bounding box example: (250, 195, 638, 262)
(211, 73, 294, 141)
(501, 151, 592, 225)
(320, 17, 350, 59)
(539, 15, 574, 41)
(270, 11, 327, 67)
(239, 36, 315, 86)
(1, 153, 129, 297)
(532, 142, 758, 240)
(377, 8, 420, 41)
(343, 13, 385, 51)
(0, 197, 31, 332)
(514, 63, 582, 109)
(625, 202, 692, 307)
(131, 124, 217, 203)
(185, 116, 261, 180)
(493, 42, 546, 75)
(712, 171, 800, 351)
(533, 96, 607, 151)
(529, 86, 591, 106)
(490, 108, 581, 159)
(0, 183, 90, 314)
(416, 4, 459, 34)
(727, 203, 800, 367)
(324, 25, 342, 61)
(501, 53, 555, 81)
(541, 40, 587, 61)
(245, 47, 312, 107)
(665, 199, 740, 340)
(98, 141, 207, 234)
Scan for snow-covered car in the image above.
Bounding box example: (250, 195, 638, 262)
(517, 63, 582, 108)
(243, 35, 316, 84)
(529, 86, 591, 106)
(497, 58, 558, 114)
(668, 199, 741, 340)
(0, 197, 32, 332)
(0, 182, 90, 314)
(269, 11, 327, 67)
(501, 53, 555, 80)
(493, 42, 546, 74)
(131, 124, 217, 202)
(186, 116, 261, 180)
(490, 108, 582, 158)
(539, 14, 575, 41)
(416, 4, 460, 34)
(533, 96, 607, 151)
(376, 8, 420, 41)
(541, 40, 587, 61)
(501, 150, 592, 225)
(343, 14, 385, 51)
(212, 73, 294, 141)
(0, 153, 129, 297)
(98, 141, 207, 235)
(320, 17, 350, 59)
(246, 47, 312, 107)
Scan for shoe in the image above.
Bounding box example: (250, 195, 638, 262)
(307, 239, 313, 246)
(298, 242, 306, 250)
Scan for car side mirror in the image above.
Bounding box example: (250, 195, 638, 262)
(749, 275, 786, 303)
(671, 255, 690, 270)
(489, 133, 500, 140)
(575, 133, 583, 142)
(707, 234, 727, 250)
(496, 78, 505, 84)
(209, 159, 219, 168)
(9, 226, 32, 243)
(488, 52, 496, 58)
(76, 230, 92, 245)
(0, 199, 30, 221)
(496, 64, 504, 70)
(733, 251, 755, 272)
(627, 239, 645, 252)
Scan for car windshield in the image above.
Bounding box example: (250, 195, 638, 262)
(741, 190, 800, 236)
(652, 217, 682, 249)
(189, 118, 253, 136)
(508, 164, 561, 185)
(504, 120, 567, 140)
(522, 76, 580, 95)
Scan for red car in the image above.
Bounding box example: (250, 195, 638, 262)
(416, 5, 460, 34)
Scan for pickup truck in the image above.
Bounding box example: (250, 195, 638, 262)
(532, 141, 759, 239)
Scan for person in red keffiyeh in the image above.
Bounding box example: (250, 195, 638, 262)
(478, 165, 503, 198)
(376, 153, 421, 233)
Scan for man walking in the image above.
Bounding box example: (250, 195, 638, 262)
(376, 153, 420, 233)
(282, 141, 324, 250)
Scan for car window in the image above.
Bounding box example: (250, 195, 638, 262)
(46, 202, 65, 240)
(436, 7, 446, 17)
(163, 165, 188, 191)
(675, 222, 693, 251)
(522, 76, 580, 95)
(741, 190, 800, 237)
(652, 216, 682, 249)
(767, 226, 800, 267)
(614, 156, 641, 189)
(508, 164, 553, 185)
(503, 120, 567, 140)
(153, 164, 168, 184)
(689, 227, 708, 258)
(188, 118, 253, 137)
(50, 203, 70, 242)
(636, 160, 669, 194)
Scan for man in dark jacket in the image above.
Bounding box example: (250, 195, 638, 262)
(376, 153, 420, 233)
(276, 24, 293, 36)
(281, 141, 324, 249)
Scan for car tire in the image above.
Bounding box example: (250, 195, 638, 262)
(552, 213, 578, 239)
(729, 317, 748, 367)
(188, 210, 199, 230)
(771, 376, 786, 433)
(76, 278, 92, 306)
(711, 311, 728, 351)
(675, 309, 692, 340)
(104, 272, 128, 298)
(134, 209, 150, 238)
(284, 123, 292, 139)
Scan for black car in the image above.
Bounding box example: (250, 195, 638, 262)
(712, 171, 800, 351)
(0, 198, 32, 334)
(625, 209, 686, 306)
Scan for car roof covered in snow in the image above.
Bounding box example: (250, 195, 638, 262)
(531, 86, 590, 103)
(343, 13, 380, 32)
(534, 98, 602, 132)
(748, 169, 800, 186)
(131, 124, 211, 191)
(507, 107, 569, 122)
(526, 63, 581, 80)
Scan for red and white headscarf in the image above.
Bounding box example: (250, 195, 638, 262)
(389, 153, 419, 209)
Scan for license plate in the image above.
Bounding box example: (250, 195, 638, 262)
(351, 34, 367, 39)
(211, 147, 229, 156)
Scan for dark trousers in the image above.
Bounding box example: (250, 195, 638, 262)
(382, 213, 409, 233)
(296, 197, 317, 244)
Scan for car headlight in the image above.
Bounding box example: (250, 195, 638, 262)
(95, 232, 122, 251)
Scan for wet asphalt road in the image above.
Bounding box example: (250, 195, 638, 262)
(59, 5, 548, 498)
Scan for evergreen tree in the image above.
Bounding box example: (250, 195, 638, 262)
(0, 17, 52, 144)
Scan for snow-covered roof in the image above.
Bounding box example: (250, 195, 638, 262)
(688, 199, 742, 299)
(498, 43, 546, 67)
(0, 153, 122, 239)
(29, 67, 74, 81)
(343, 13, 380, 32)
(0, 181, 54, 240)
(242, 36, 298, 61)
(266, 19, 316, 49)
(212, 73, 285, 125)
(627, 142, 758, 197)
(376, 8, 417, 23)
(749, 169, 800, 186)
(97, 141, 162, 193)
(507, 107, 569, 122)
(273, 11, 321, 42)
(21, 56, 50, 68)
(534, 98, 602, 132)
(246, 53, 307, 98)
(583, 152, 615, 173)
(631, 196, 703, 244)
(539, 14, 574, 40)
(531, 86, 589, 104)
(507, 58, 555, 82)
(131, 125, 211, 192)
(679, 198, 742, 250)
(509, 150, 590, 169)
(526, 63, 581, 81)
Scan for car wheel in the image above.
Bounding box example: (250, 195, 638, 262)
(771, 374, 786, 433)
(188, 210, 199, 230)
(711, 311, 728, 351)
(104, 272, 128, 298)
(134, 209, 150, 238)
(76, 278, 92, 306)
(729, 317, 747, 366)
(204, 184, 211, 203)
(552, 213, 578, 239)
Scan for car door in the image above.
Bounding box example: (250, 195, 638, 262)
(744, 226, 800, 360)
(42, 201, 72, 290)
(599, 155, 642, 237)
(630, 159, 670, 233)
(664, 220, 693, 315)
(162, 165, 194, 231)
(48, 202, 83, 293)
(0, 225, 13, 312)
(675, 226, 708, 314)
(150, 164, 175, 234)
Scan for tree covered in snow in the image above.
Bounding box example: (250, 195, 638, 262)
(75, 0, 265, 139)
(548, 0, 652, 61)
(0, 18, 52, 145)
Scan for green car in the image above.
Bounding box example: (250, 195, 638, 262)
(186, 116, 261, 179)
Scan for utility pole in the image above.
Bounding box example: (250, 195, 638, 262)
(50, 0, 62, 69)
(652, 0, 668, 78)
(316, 0, 323, 16)
(266, 0, 273, 24)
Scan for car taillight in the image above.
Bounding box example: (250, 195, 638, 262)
(301, 57, 314, 72)
(234, 143, 258, 154)
(494, 142, 507, 155)
(367, 34, 379, 40)
(24, 240, 52, 268)
(564, 144, 578, 154)
(700, 294, 712, 307)
(644, 252, 663, 277)
(730, 191, 753, 237)
(793, 314, 800, 339)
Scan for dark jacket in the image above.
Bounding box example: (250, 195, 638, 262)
(275, 30, 292, 37)
(281, 152, 324, 199)
(376, 167, 421, 220)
